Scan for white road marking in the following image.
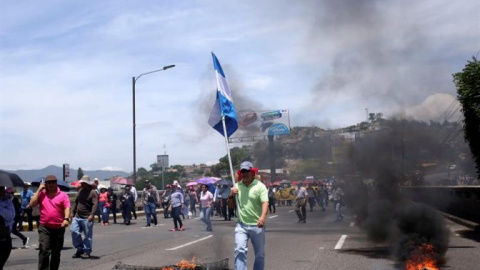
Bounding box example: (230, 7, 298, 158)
(166, 235, 213, 251)
(349, 222, 355, 227)
(288, 210, 295, 213)
(334, 235, 347, 250)
(268, 215, 279, 219)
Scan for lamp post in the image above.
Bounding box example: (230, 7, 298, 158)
(132, 65, 175, 183)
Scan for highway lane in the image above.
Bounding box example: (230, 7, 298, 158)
(5, 204, 480, 270)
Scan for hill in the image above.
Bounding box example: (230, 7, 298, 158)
(5, 165, 129, 182)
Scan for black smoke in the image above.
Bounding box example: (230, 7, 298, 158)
(344, 119, 450, 265)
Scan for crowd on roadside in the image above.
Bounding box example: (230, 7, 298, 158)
(2, 166, 347, 270)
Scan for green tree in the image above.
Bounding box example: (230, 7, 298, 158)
(150, 162, 160, 172)
(211, 146, 251, 179)
(453, 57, 480, 178)
(171, 165, 186, 178)
(77, 167, 84, 180)
(136, 167, 152, 181)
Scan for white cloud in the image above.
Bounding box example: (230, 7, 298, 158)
(1, 0, 477, 171)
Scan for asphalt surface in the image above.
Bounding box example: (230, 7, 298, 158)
(4, 204, 480, 270)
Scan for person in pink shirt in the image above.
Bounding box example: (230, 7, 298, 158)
(199, 184, 214, 232)
(29, 175, 71, 270)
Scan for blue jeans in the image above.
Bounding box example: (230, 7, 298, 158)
(70, 217, 94, 254)
(99, 202, 109, 223)
(235, 222, 265, 270)
(199, 206, 212, 231)
(335, 201, 343, 220)
(144, 202, 157, 226)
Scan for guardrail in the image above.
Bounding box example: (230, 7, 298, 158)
(401, 186, 480, 226)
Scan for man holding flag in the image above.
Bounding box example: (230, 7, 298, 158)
(208, 54, 268, 269)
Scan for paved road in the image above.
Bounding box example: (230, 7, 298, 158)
(5, 205, 480, 270)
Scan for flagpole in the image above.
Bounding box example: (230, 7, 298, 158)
(221, 115, 236, 181)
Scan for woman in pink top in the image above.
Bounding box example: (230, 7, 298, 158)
(199, 184, 213, 232)
(98, 186, 110, 225)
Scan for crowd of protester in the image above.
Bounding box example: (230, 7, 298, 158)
(1, 166, 348, 270)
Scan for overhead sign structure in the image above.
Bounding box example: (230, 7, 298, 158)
(63, 163, 70, 182)
(157, 155, 169, 169)
(233, 109, 290, 139)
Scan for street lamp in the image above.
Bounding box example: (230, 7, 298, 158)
(132, 65, 175, 183)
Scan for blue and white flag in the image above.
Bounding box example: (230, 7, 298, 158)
(208, 53, 238, 137)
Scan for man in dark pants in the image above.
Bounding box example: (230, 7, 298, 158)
(219, 183, 231, 221)
(6, 187, 28, 247)
(29, 175, 71, 270)
(295, 183, 307, 223)
(107, 188, 118, 224)
(128, 185, 138, 220)
(0, 186, 15, 269)
(20, 183, 34, 231)
(0, 215, 12, 269)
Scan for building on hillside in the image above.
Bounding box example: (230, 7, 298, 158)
(182, 164, 211, 175)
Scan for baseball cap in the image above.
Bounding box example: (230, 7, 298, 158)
(45, 175, 57, 182)
(240, 161, 253, 171)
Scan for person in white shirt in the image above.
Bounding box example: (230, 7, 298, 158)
(295, 184, 308, 223)
(332, 183, 345, 222)
(128, 185, 138, 220)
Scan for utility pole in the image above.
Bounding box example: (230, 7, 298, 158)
(268, 135, 276, 183)
(162, 144, 166, 190)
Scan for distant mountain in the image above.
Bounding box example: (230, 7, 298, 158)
(4, 165, 130, 182)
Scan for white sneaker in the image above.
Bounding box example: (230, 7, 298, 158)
(23, 237, 29, 247)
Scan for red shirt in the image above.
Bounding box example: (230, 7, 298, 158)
(38, 187, 70, 229)
(98, 192, 108, 203)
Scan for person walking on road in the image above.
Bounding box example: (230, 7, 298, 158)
(169, 183, 184, 231)
(295, 183, 308, 223)
(332, 183, 345, 222)
(219, 182, 231, 221)
(267, 186, 276, 214)
(28, 175, 71, 270)
(20, 183, 34, 231)
(0, 186, 15, 269)
(107, 187, 118, 224)
(199, 184, 213, 231)
(98, 186, 109, 225)
(119, 186, 135, 225)
(0, 215, 12, 269)
(70, 175, 98, 259)
(306, 185, 316, 212)
(320, 184, 329, 211)
(142, 180, 160, 227)
(231, 161, 268, 270)
(92, 178, 101, 224)
(5, 187, 29, 248)
(188, 187, 198, 217)
(161, 184, 172, 218)
(127, 185, 138, 220)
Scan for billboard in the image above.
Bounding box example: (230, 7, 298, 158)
(234, 109, 290, 138)
(63, 163, 70, 181)
(157, 155, 169, 168)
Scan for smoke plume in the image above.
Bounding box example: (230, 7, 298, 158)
(344, 120, 450, 265)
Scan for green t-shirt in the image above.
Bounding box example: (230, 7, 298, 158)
(235, 179, 268, 225)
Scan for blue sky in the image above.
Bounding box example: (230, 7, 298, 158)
(1, 0, 478, 172)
